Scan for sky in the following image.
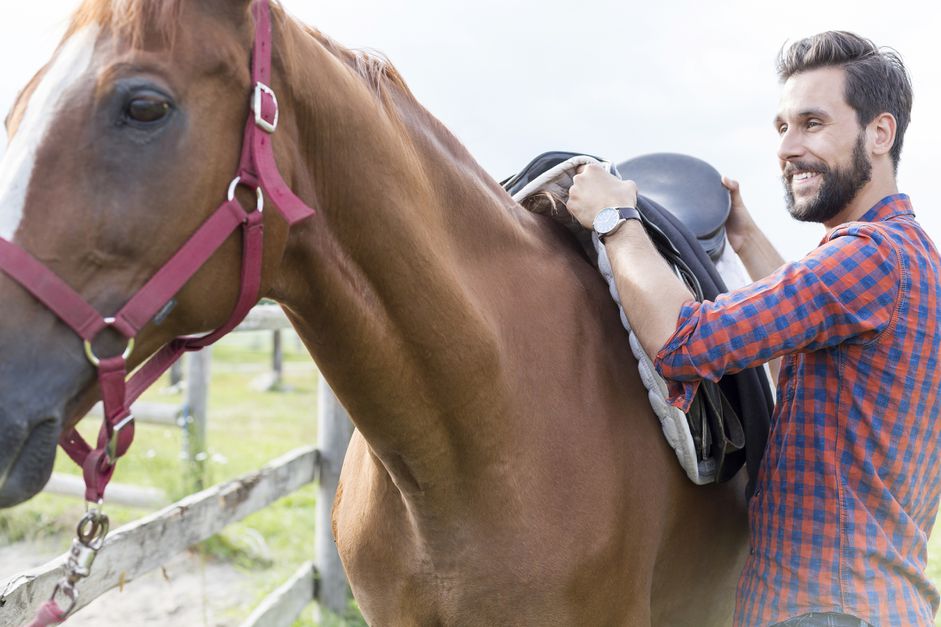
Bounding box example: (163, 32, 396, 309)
(0, 0, 938, 261)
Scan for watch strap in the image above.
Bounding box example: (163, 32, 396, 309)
(615, 206, 641, 222)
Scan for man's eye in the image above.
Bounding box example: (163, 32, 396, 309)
(777, 124, 788, 135)
(806, 120, 821, 129)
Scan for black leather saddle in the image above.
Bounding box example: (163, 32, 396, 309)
(503, 151, 773, 495)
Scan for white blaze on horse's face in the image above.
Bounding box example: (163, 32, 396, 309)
(0, 25, 99, 241)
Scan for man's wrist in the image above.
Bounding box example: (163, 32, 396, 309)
(600, 216, 644, 245)
(595, 206, 641, 241)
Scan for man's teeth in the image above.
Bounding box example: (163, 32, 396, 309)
(793, 172, 817, 181)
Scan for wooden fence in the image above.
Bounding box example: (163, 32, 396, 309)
(0, 305, 355, 626)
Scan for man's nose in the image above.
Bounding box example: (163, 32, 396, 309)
(776, 127, 805, 164)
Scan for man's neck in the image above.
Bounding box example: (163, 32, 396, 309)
(823, 169, 899, 229)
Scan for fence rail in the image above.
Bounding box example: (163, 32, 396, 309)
(1, 447, 318, 624)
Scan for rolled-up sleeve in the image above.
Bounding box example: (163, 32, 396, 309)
(654, 224, 900, 412)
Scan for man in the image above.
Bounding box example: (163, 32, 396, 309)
(567, 32, 941, 627)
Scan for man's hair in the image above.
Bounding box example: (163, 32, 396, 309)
(776, 31, 913, 171)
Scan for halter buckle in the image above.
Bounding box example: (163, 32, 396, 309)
(252, 82, 279, 134)
(105, 413, 135, 462)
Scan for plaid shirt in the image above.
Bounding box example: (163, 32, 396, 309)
(654, 195, 941, 626)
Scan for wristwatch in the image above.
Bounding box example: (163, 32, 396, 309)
(592, 206, 641, 240)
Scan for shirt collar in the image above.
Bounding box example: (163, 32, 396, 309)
(858, 193, 914, 223)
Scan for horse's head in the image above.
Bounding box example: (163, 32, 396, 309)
(0, 0, 300, 507)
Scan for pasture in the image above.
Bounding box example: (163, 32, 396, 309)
(2, 327, 940, 626)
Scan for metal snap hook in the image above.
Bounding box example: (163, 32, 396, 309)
(76, 509, 110, 550)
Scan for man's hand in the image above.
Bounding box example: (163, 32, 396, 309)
(568, 164, 638, 230)
(720, 175, 785, 282)
(721, 176, 759, 254)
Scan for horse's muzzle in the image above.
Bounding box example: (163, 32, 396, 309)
(0, 414, 59, 507)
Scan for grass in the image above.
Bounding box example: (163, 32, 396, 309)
(2, 330, 941, 625)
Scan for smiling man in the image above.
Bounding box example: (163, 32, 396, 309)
(567, 31, 941, 627)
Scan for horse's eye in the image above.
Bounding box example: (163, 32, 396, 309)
(126, 96, 171, 124)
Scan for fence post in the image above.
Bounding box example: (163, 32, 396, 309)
(314, 379, 354, 618)
(169, 357, 184, 388)
(272, 330, 284, 390)
(184, 349, 211, 491)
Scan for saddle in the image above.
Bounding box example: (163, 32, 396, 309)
(503, 151, 773, 494)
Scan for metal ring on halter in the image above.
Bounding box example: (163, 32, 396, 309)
(227, 177, 264, 213)
(83, 318, 135, 367)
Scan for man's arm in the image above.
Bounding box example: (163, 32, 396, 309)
(567, 164, 693, 359)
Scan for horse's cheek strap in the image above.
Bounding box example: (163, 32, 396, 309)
(237, 0, 319, 226)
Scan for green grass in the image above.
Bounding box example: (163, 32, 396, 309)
(3, 331, 941, 625)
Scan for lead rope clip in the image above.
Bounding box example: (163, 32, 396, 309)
(44, 506, 110, 622)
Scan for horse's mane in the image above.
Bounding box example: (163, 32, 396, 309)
(300, 25, 415, 103)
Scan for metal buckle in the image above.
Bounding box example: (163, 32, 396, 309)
(83, 318, 135, 367)
(252, 82, 279, 134)
(105, 413, 135, 462)
(228, 177, 264, 214)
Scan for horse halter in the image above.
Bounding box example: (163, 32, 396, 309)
(0, 0, 316, 505)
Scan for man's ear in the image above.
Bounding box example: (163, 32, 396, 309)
(869, 112, 897, 158)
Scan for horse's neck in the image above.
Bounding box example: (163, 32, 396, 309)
(271, 21, 539, 493)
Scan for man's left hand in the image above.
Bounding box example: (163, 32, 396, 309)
(568, 164, 639, 230)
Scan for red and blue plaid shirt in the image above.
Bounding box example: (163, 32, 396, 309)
(654, 195, 941, 626)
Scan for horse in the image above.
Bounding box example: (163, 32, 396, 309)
(0, 0, 749, 624)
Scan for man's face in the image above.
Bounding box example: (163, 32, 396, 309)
(775, 67, 872, 224)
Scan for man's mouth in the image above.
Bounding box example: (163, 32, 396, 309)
(791, 171, 821, 186)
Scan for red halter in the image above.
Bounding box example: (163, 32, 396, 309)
(0, 0, 316, 504)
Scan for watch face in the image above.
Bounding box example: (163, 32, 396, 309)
(593, 208, 619, 234)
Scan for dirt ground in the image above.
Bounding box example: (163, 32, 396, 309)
(0, 539, 258, 626)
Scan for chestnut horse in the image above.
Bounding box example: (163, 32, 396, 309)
(0, 0, 748, 623)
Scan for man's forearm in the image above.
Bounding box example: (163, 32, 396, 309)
(603, 221, 694, 359)
(732, 222, 786, 282)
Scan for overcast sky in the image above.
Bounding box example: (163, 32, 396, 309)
(1, 0, 938, 261)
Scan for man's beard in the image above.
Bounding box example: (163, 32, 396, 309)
(784, 134, 872, 223)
